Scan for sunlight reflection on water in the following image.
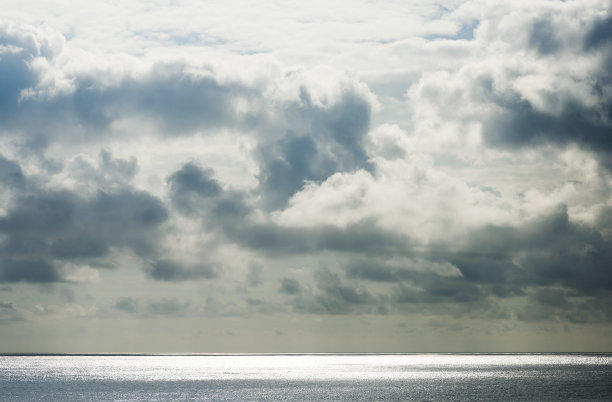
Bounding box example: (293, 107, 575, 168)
(1, 354, 611, 400)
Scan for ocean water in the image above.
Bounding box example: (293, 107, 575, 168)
(1, 354, 611, 401)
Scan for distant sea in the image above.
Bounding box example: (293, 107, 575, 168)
(1, 354, 611, 400)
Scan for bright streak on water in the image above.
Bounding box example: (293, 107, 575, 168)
(1, 354, 611, 400)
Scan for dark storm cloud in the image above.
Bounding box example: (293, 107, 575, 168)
(257, 89, 373, 210)
(147, 259, 218, 281)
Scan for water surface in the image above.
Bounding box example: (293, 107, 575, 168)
(1, 354, 611, 400)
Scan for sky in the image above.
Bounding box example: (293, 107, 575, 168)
(0, 0, 611, 353)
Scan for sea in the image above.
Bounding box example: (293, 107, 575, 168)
(1, 354, 611, 401)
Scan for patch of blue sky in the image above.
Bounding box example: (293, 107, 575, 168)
(426, 20, 479, 41)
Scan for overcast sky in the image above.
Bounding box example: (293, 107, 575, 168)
(0, 0, 611, 352)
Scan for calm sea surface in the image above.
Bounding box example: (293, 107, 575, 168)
(1, 354, 611, 401)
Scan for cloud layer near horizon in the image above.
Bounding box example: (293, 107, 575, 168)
(0, 0, 611, 352)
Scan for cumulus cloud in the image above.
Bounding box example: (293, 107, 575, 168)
(1, 0, 612, 352)
(407, 4, 612, 169)
(256, 88, 374, 210)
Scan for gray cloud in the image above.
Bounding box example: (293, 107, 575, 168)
(0, 45, 265, 145)
(448, 206, 612, 296)
(340, 205, 612, 319)
(0, 155, 26, 190)
(167, 163, 411, 257)
(146, 298, 190, 316)
(1, 3, 612, 344)
(529, 19, 561, 55)
(246, 262, 263, 287)
(257, 89, 373, 210)
(477, 16, 612, 166)
(0, 299, 21, 325)
(516, 290, 612, 324)
(584, 17, 612, 51)
(226, 220, 412, 257)
(483, 98, 612, 161)
(0, 259, 60, 283)
(279, 277, 301, 295)
(293, 269, 380, 314)
(115, 296, 139, 313)
(148, 259, 218, 282)
(67, 150, 138, 189)
(167, 162, 222, 215)
(0, 159, 168, 282)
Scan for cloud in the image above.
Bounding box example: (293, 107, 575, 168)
(584, 17, 612, 50)
(246, 262, 263, 287)
(408, 7, 612, 168)
(0, 259, 60, 283)
(225, 220, 413, 257)
(1, 1, 612, 347)
(147, 259, 218, 282)
(66, 150, 138, 190)
(293, 269, 381, 314)
(0, 155, 26, 190)
(0, 158, 168, 282)
(279, 277, 301, 295)
(0, 299, 21, 325)
(447, 205, 612, 296)
(146, 298, 190, 316)
(167, 162, 223, 215)
(166, 162, 412, 256)
(256, 88, 374, 210)
(115, 297, 139, 313)
(528, 18, 562, 55)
